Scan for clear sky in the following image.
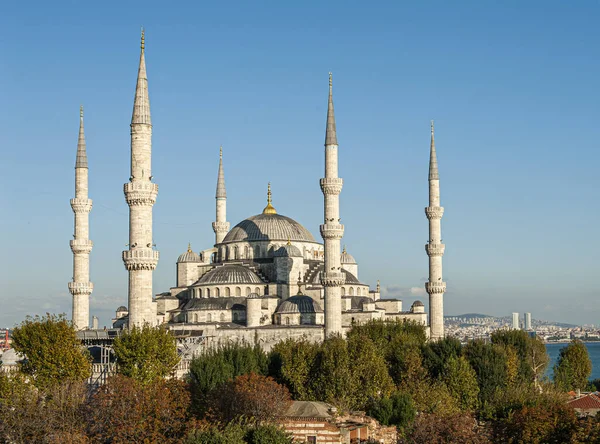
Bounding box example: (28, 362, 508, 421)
(0, 1, 598, 328)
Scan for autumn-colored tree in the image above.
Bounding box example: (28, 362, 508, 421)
(493, 403, 579, 443)
(206, 372, 291, 423)
(112, 324, 179, 383)
(442, 355, 480, 411)
(553, 340, 592, 392)
(87, 375, 190, 443)
(406, 412, 490, 444)
(491, 329, 549, 386)
(11, 313, 91, 389)
(268, 338, 319, 400)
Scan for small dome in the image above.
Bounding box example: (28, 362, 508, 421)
(309, 265, 361, 285)
(0, 349, 22, 366)
(274, 244, 303, 258)
(340, 246, 356, 264)
(222, 213, 316, 244)
(276, 295, 323, 314)
(178, 244, 201, 263)
(116, 306, 128, 312)
(196, 264, 264, 285)
(412, 300, 424, 307)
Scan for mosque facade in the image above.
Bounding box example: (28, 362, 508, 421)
(70, 32, 445, 348)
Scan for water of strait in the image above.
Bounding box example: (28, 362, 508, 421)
(545, 342, 600, 381)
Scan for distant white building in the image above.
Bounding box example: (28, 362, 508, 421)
(524, 312, 532, 330)
(512, 312, 520, 330)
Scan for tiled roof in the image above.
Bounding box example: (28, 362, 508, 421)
(568, 393, 600, 410)
(222, 213, 316, 243)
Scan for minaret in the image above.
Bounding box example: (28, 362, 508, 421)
(69, 106, 93, 330)
(320, 73, 345, 337)
(212, 146, 230, 244)
(122, 29, 159, 327)
(425, 121, 446, 340)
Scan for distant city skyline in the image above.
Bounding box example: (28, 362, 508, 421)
(0, 1, 598, 327)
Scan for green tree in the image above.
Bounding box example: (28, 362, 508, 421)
(112, 324, 179, 383)
(245, 424, 293, 444)
(442, 355, 480, 411)
(422, 336, 462, 379)
(367, 391, 416, 430)
(11, 313, 91, 389)
(268, 338, 319, 400)
(185, 422, 246, 444)
(491, 330, 549, 386)
(553, 339, 592, 392)
(463, 340, 508, 409)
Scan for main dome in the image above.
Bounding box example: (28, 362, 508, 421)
(222, 213, 317, 244)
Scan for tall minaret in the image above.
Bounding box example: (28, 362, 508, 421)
(425, 121, 446, 340)
(212, 146, 230, 245)
(69, 106, 94, 330)
(320, 73, 345, 337)
(122, 29, 159, 327)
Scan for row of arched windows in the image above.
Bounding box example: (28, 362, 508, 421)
(342, 287, 364, 296)
(191, 286, 262, 298)
(217, 243, 325, 262)
(190, 312, 241, 323)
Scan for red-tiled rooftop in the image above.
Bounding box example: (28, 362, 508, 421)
(568, 393, 600, 410)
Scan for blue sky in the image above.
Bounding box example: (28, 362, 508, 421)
(0, 1, 598, 327)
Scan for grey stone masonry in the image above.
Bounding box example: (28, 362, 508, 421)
(69, 106, 93, 330)
(425, 121, 446, 340)
(213, 147, 230, 244)
(123, 30, 159, 327)
(320, 73, 345, 337)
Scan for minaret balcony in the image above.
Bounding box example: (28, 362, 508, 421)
(320, 224, 344, 239)
(70, 198, 92, 213)
(320, 178, 343, 195)
(321, 271, 346, 287)
(123, 182, 158, 206)
(425, 206, 444, 219)
(212, 221, 230, 233)
(70, 239, 93, 254)
(122, 248, 159, 271)
(68, 281, 94, 295)
(425, 243, 445, 257)
(425, 281, 446, 294)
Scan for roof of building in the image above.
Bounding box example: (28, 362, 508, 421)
(178, 244, 201, 263)
(116, 306, 128, 312)
(568, 393, 600, 410)
(308, 265, 361, 285)
(222, 213, 317, 244)
(196, 264, 264, 285)
(183, 297, 247, 311)
(283, 401, 335, 419)
(342, 296, 374, 310)
(0, 349, 22, 366)
(274, 244, 303, 257)
(276, 295, 324, 314)
(340, 246, 356, 264)
(412, 300, 425, 307)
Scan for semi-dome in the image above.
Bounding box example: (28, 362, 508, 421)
(340, 246, 356, 264)
(116, 306, 128, 312)
(196, 264, 264, 285)
(274, 243, 303, 257)
(276, 295, 323, 314)
(178, 244, 201, 263)
(222, 213, 317, 244)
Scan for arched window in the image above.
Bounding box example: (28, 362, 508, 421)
(357, 288, 361, 296)
(255, 287, 260, 295)
(220, 247, 225, 261)
(254, 245, 261, 258)
(206, 288, 211, 298)
(211, 252, 216, 263)
(220, 313, 225, 322)
(215, 287, 221, 297)
(342, 287, 346, 295)
(246, 287, 251, 296)
(285, 317, 290, 325)
(207, 313, 212, 322)
(225, 287, 231, 297)
(198, 288, 202, 298)
(194, 313, 198, 323)
(244, 246, 250, 259)
(234, 246, 239, 260)
(349, 287, 355, 296)
(236, 287, 242, 297)
(233, 312, 238, 322)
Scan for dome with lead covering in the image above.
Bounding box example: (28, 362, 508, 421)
(274, 244, 303, 257)
(340, 246, 356, 264)
(276, 295, 323, 314)
(222, 213, 317, 244)
(178, 244, 201, 263)
(196, 264, 264, 285)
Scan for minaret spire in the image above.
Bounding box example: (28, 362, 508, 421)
(425, 120, 446, 340)
(213, 146, 230, 244)
(123, 30, 159, 327)
(69, 106, 94, 330)
(320, 72, 345, 337)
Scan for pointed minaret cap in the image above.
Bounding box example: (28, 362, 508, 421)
(429, 120, 439, 180)
(131, 27, 151, 125)
(263, 182, 277, 214)
(75, 105, 88, 168)
(216, 146, 226, 198)
(325, 72, 338, 146)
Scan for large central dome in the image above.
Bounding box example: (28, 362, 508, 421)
(222, 213, 317, 244)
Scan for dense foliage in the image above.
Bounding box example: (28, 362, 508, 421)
(11, 313, 91, 389)
(554, 339, 593, 391)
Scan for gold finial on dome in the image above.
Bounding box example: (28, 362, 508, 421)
(343, 245, 347, 254)
(187, 242, 192, 253)
(297, 271, 303, 295)
(263, 182, 277, 214)
(287, 236, 291, 246)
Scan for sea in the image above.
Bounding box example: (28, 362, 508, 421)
(545, 342, 600, 381)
